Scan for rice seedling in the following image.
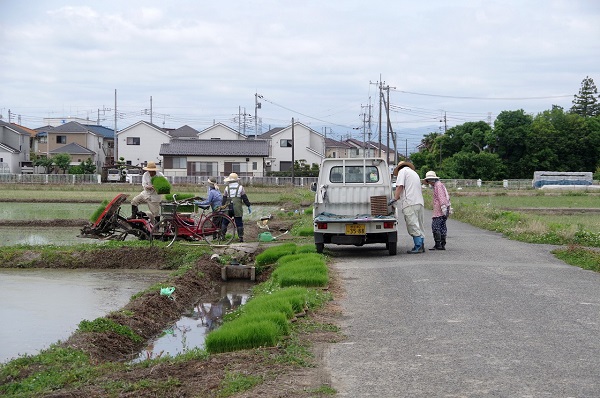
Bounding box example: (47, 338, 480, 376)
(254, 243, 297, 266)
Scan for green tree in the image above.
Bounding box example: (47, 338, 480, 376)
(52, 153, 72, 174)
(78, 158, 96, 174)
(32, 156, 54, 174)
(570, 76, 600, 117)
(442, 152, 507, 180)
(493, 110, 533, 178)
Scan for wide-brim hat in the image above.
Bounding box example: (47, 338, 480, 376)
(393, 161, 415, 176)
(224, 172, 239, 182)
(424, 170, 440, 181)
(143, 161, 159, 171)
(206, 177, 217, 185)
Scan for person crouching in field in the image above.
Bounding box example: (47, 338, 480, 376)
(424, 171, 451, 250)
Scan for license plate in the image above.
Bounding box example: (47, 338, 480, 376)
(346, 224, 366, 235)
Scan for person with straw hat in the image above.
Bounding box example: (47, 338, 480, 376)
(194, 177, 223, 212)
(389, 161, 426, 253)
(424, 170, 451, 250)
(221, 173, 252, 242)
(129, 161, 164, 222)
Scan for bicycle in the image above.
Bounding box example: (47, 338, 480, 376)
(151, 194, 237, 247)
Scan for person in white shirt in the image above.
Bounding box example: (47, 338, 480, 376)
(129, 161, 164, 222)
(389, 161, 426, 253)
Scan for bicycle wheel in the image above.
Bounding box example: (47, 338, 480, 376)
(152, 218, 178, 247)
(201, 213, 235, 245)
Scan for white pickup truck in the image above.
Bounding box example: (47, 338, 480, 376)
(311, 158, 398, 255)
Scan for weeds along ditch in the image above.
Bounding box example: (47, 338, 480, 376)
(434, 189, 600, 271)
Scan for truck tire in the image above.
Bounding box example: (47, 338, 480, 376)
(388, 241, 397, 255)
(316, 243, 324, 253)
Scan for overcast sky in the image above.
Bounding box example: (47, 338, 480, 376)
(1, 0, 599, 152)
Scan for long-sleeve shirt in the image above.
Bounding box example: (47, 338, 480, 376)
(197, 187, 223, 211)
(431, 181, 451, 217)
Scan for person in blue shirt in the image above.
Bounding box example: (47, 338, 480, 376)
(195, 177, 223, 211)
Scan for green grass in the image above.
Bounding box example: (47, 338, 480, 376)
(552, 246, 600, 272)
(78, 318, 143, 343)
(217, 371, 263, 398)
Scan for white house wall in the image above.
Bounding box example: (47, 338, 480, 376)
(118, 123, 170, 167)
(270, 124, 324, 171)
(198, 124, 244, 140)
(163, 155, 266, 177)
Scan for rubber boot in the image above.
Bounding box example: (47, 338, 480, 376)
(154, 216, 160, 225)
(129, 205, 138, 220)
(440, 234, 446, 250)
(237, 227, 244, 243)
(430, 232, 443, 250)
(407, 236, 424, 254)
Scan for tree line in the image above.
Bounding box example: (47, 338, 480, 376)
(410, 76, 600, 180)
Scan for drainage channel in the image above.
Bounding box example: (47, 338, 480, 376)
(132, 280, 254, 362)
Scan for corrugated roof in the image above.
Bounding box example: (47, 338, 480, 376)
(160, 139, 269, 156)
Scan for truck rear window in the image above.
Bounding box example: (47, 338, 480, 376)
(329, 166, 380, 183)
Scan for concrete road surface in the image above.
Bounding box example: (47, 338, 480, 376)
(325, 212, 600, 397)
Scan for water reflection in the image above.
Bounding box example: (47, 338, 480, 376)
(135, 281, 253, 362)
(0, 268, 169, 363)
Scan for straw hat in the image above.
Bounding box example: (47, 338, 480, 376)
(143, 161, 159, 171)
(224, 172, 239, 182)
(392, 161, 415, 176)
(424, 170, 440, 181)
(206, 177, 218, 185)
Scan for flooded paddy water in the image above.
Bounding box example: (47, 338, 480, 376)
(0, 268, 170, 363)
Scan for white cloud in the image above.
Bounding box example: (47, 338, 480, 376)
(1, 0, 599, 150)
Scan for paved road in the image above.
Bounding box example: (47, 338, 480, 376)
(324, 212, 600, 397)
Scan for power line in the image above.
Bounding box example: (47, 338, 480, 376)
(392, 89, 572, 101)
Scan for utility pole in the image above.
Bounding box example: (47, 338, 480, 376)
(255, 93, 262, 139)
(150, 96, 153, 125)
(291, 118, 295, 184)
(97, 106, 111, 125)
(114, 89, 118, 164)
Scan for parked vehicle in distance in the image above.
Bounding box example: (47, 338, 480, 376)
(106, 168, 121, 182)
(311, 157, 398, 255)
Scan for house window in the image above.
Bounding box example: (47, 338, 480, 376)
(188, 161, 218, 176)
(252, 161, 257, 170)
(172, 157, 187, 169)
(56, 135, 67, 144)
(224, 162, 248, 175)
(280, 139, 292, 147)
(279, 161, 292, 171)
(127, 137, 140, 145)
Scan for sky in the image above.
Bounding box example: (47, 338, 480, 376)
(1, 0, 599, 154)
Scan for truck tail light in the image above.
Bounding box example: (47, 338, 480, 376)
(383, 222, 395, 229)
(316, 222, 328, 230)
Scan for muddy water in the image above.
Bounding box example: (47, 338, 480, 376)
(0, 268, 169, 363)
(134, 280, 253, 362)
(0, 226, 100, 246)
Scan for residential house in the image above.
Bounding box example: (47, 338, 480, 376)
(159, 139, 269, 177)
(49, 143, 96, 166)
(257, 123, 325, 171)
(116, 121, 170, 168)
(324, 137, 353, 158)
(36, 121, 114, 169)
(0, 121, 32, 173)
(163, 125, 200, 140)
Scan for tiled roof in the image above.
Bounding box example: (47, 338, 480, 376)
(160, 139, 269, 156)
(257, 127, 284, 139)
(169, 125, 200, 138)
(50, 142, 96, 155)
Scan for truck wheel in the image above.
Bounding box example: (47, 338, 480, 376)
(388, 242, 397, 255)
(316, 243, 324, 253)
